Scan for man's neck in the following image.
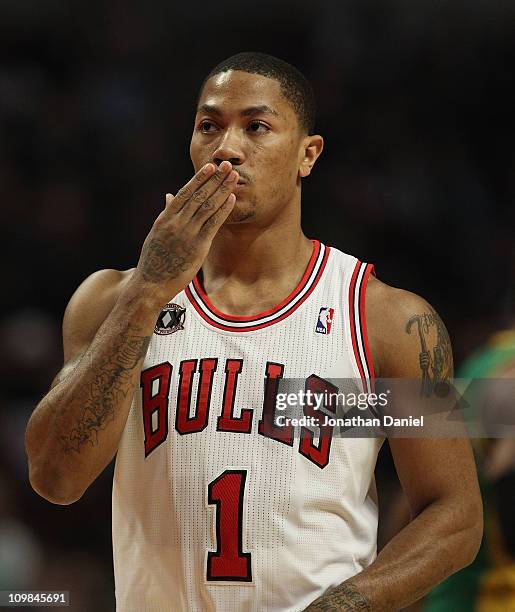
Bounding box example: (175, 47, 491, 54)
(199, 220, 313, 317)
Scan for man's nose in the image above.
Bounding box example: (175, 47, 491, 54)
(212, 128, 245, 166)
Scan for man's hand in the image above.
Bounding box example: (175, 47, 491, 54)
(134, 160, 238, 304)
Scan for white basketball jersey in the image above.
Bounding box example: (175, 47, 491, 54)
(112, 241, 382, 612)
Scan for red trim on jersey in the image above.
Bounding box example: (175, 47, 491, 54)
(348, 261, 367, 390)
(186, 240, 330, 332)
(193, 240, 321, 321)
(359, 263, 376, 390)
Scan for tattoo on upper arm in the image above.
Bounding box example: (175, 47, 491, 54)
(304, 582, 372, 611)
(406, 306, 453, 396)
(58, 328, 150, 454)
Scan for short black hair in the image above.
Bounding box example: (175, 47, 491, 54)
(199, 52, 316, 134)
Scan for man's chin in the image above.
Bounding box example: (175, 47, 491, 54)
(224, 202, 256, 224)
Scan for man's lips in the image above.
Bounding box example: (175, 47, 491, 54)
(234, 170, 250, 184)
(234, 182, 246, 192)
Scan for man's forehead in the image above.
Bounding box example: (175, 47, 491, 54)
(205, 70, 281, 95)
(197, 70, 291, 118)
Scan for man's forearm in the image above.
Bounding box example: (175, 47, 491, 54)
(304, 496, 482, 611)
(25, 283, 159, 504)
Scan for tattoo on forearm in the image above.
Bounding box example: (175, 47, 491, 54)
(59, 329, 150, 454)
(406, 306, 453, 396)
(305, 582, 372, 611)
(141, 237, 194, 283)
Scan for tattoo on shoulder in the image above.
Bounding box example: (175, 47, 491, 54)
(406, 306, 453, 396)
(59, 328, 150, 454)
(305, 581, 372, 611)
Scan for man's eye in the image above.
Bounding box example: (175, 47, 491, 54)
(199, 121, 217, 133)
(247, 121, 270, 133)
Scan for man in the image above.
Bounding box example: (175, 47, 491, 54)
(25, 52, 482, 611)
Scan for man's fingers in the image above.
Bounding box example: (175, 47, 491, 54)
(199, 193, 237, 238)
(191, 170, 239, 224)
(166, 163, 217, 213)
(179, 161, 235, 218)
(154, 193, 175, 223)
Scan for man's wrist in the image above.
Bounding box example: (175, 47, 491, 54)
(122, 272, 182, 318)
(304, 581, 373, 612)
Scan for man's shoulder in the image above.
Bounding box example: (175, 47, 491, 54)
(365, 276, 447, 377)
(62, 268, 137, 361)
(85, 266, 136, 285)
(66, 266, 137, 320)
(366, 276, 432, 322)
(322, 244, 430, 315)
(72, 267, 136, 299)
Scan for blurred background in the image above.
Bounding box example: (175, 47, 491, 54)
(1, 0, 514, 610)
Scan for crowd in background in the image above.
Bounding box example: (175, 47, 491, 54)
(1, 1, 514, 609)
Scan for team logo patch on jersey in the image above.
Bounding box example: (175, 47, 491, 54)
(155, 303, 186, 335)
(316, 307, 334, 335)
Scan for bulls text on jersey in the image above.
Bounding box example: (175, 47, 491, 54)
(140, 358, 339, 469)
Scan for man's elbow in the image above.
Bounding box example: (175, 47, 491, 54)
(26, 423, 86, 505)
(464, 517, 484, 567)
(27, 460, 85, 506)
(457, 497, 484, 569)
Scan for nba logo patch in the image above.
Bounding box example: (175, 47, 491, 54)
(155, 303, 186, 335)
(316, 307, 334, 335)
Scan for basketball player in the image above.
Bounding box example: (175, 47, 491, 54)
(25, 53, 483, 611)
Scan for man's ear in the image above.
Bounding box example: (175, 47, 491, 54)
(299, 135, 324, 178)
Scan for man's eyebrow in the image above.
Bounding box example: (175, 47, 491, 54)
(196, 104, 280, 118)
(197, 104, 223, 116)
(240, 105, 280, 118)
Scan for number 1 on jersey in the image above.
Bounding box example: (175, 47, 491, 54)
(207, 470, 252, 582)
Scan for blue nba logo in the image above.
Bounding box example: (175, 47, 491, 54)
(316, 307, 335, 334)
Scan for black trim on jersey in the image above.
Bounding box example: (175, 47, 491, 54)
(141, 362, 172, 457)
(189, 242, 323, 327)
(185, 242, 330, 332)
(349, 261, 376, 395)
(298, 374, 338, 469)
(175, 357, 218, 436)
(207, 469, 252, 582)
(258, 362, 293, 447)
(217, 359, 253, 434)
(196, 358, 218, 429)
(176, 358, 218, 435)
(175, 359, 198, 435)
(358, 264, 376, 390)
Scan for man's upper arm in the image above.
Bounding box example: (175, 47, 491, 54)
(52, 268, 132, 388)
(366, 279, 481, 521)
